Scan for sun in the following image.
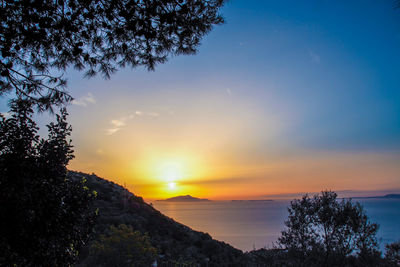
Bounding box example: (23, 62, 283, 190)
(160, 161, 184, 182)
(168, 182, 176, 189)
(135, 154, 206, 197)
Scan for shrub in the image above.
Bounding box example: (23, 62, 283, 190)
(385, 241, 400, 266)
(278, 191, 379, 267)
(86, 224, 157, 267)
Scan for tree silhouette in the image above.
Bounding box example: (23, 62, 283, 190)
(278, 191, 380, 267)
(385, 241, 400, 266)
(0, 100, 96, 266)
(0, 0, 225, 110)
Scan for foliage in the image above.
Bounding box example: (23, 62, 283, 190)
(0, 100, 96, 266)
(85, 224, 157, 267)
(278, 191, 380, 267)
(385, 241, 400, 266)
(0, 0, 225, 110)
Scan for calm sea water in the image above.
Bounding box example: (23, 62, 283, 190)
(153, 199, 400, 252)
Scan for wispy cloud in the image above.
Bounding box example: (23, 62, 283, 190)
(106, 128, 120, 135)
(110, 120, 126, 127)
(135, 110, 159, 117)
(72, 92, 96, 107)
(226, 88, 232, 96)
(106, 115, 133, 135)
(106, 111, 159, 135)
(309, 50, 321, 64)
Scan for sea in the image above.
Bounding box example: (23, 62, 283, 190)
(153, 198, 400, 252)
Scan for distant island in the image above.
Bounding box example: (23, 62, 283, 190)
(157, 195, 211, 202)
(231, 199, 273, 202)
(353, 194, 400, 199)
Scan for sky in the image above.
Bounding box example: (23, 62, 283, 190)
(2, 0, 400, 200)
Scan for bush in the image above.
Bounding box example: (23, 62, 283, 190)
(385, 241, 400, 266)
(85, 224, 157, 267)
(278, 191, 380, 267)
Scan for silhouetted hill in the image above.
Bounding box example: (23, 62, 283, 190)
(68, 171, 246, 266)
(158, 195, 210, 202)
(353, 194, 400, 199)
(382, 194, 400, 198)
(231, 199, 273, 202)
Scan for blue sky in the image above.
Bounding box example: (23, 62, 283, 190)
(198, 0, 400, 151)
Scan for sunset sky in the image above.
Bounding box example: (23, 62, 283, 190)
(2, 0, 400, 200)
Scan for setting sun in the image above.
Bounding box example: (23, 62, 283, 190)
(124, 153, 211, 199)
(160, 161, 183, 182)
(168, 182, 177, 189)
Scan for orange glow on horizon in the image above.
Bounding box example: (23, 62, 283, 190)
(69, 149, 400, 201)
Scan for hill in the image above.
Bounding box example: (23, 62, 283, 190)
(158, 195, 210, 202)
(382, 194, 400, 198)
(377, 194, 400, 199)
(353, 194, 400, 199)
(68, 171, 246, 266)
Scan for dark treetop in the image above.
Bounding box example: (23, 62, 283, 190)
(0, 0, 225, 110)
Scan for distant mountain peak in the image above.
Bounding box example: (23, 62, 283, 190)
(158, 195, 210, 202)
(352, 193, 400, 199)
(383, 194, 400, 198)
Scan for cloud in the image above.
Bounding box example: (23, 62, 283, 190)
(72, 92, 96, 107)
(107, 115, 132, 135)
(226, 88, 232, 96)
(111, 119, 127, 127)
(106, 111, 158, 135)
(135, 110, 159, 117)
(106, 128, 120, 135)
(309, 50, 321, 64)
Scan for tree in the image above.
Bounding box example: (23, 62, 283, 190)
(0, 100, 96, 266)
(385, 241, 400, 266)
(85, 224, 157, 267)
(0, 0, 225, 111)
(278, 191, 380, 267)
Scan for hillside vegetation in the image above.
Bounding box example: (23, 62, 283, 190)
(70, 171, 246, 266)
